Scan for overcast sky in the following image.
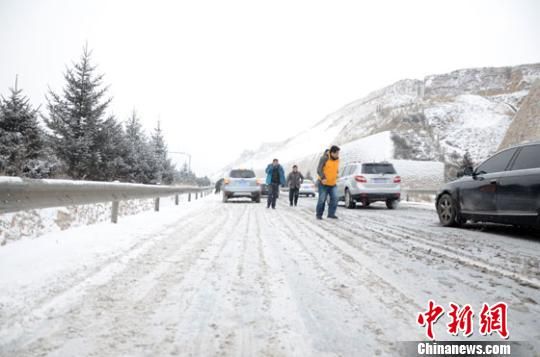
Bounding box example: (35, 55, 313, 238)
(1, 0, 539, 175)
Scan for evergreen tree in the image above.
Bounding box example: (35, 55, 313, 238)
(44, 45, 113, 180)
(0, 79, 50, 177)
(124, 110, 153, 183)
(149, 121, 175, 184)
(196, 176, 211, 187)
(97, 115, 130, 181)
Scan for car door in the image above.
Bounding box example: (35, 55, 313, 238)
(497, 144, 540, 221)
(459, 147, 518, 215)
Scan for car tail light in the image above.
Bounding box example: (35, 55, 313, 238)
(393, 176, 401, 183)
(355, 175, 367, 183)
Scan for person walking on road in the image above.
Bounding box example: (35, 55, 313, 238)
(316, 145, 340, 220)
(214, 178, 224, 194)
(287, 165, 304, 207)
(265, 158, 286, 209)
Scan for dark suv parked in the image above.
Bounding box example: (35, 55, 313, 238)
(436, 142, 540, 228)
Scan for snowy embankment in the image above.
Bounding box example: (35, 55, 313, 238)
(0, 195, 183, 246)
(1, 195, 539, 356)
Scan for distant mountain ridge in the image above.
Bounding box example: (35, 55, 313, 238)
(220, 63, 540, 183)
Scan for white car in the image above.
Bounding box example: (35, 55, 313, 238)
(337, 162, 401, 209)
(222, 169, 261, 203)
(299, 179, 317, 197)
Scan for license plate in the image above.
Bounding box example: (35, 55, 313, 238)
(373, 178, 388, 183)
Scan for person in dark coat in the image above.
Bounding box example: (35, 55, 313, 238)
(265, 158, 286, 209)
(214, 178, 224, 194)
(287, 165, 304, 207)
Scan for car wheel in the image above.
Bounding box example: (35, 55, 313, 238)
(437, 193, 461, 227)
(344, 189, 356, 209)
(386, 199, 398, 209)
(253, 194, 261, 203)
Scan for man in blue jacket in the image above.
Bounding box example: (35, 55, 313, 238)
(265, 158, 286, 209)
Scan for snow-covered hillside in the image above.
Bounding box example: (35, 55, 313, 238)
(220, 63, 540, 184)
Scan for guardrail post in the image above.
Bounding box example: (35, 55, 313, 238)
(175, 194, 179, 205)
(188, 192, 191, 202)
(111, 201, 119, 223)
(195, 192, 198, 200)
(154, 197, 160, 212)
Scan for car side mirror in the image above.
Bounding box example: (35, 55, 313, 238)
(472, 168, 486, 179)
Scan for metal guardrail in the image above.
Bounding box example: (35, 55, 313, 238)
(0, 177, 212, 223)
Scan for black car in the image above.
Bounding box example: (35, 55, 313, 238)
(436, 142, 540, 228)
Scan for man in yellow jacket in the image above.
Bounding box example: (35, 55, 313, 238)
(316, 145, 340, 219)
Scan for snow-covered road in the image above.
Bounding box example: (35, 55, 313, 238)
(1, 195, 539, 356)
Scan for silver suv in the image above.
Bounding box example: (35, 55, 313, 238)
(337, 162, 401, 209)
(222, 169, 261, 203)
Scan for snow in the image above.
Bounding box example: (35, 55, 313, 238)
(391, 160, 444, 190)
(1, 195, 539, 356)
(0, 176, 23, 183)
(222, 114, 350, 176)
(339, 132, 445, 190)
(0, 195, 211, 345)
(339, 131, 394, 163)
(424, 94, 513, 162)
(0, 176, 163, 188)
(0, 196, 182, 245)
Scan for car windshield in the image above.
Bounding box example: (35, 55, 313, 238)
(229, 169, 256, 178)
(362, 163, 396, 174)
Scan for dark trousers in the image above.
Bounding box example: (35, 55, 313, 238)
(289, 187, 299, 206)
(267, 183, 280, 208)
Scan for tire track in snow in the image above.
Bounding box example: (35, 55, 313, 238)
(272, 206, 423, 344)
(344, 209, 540, 282)
(0, 202, 223, 341)
(4, 202, 233, 356)
(262, 206, 406, 356)
(294, 202, 540, 290)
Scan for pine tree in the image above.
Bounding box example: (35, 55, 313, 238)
(44, 45, 113, 180)
(149, 121, 175, 184)
(97, 115, 130, 181)
(175, 162, 198, 184)
(124, 110, 153, 183)
(0, 78, 48, 177)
